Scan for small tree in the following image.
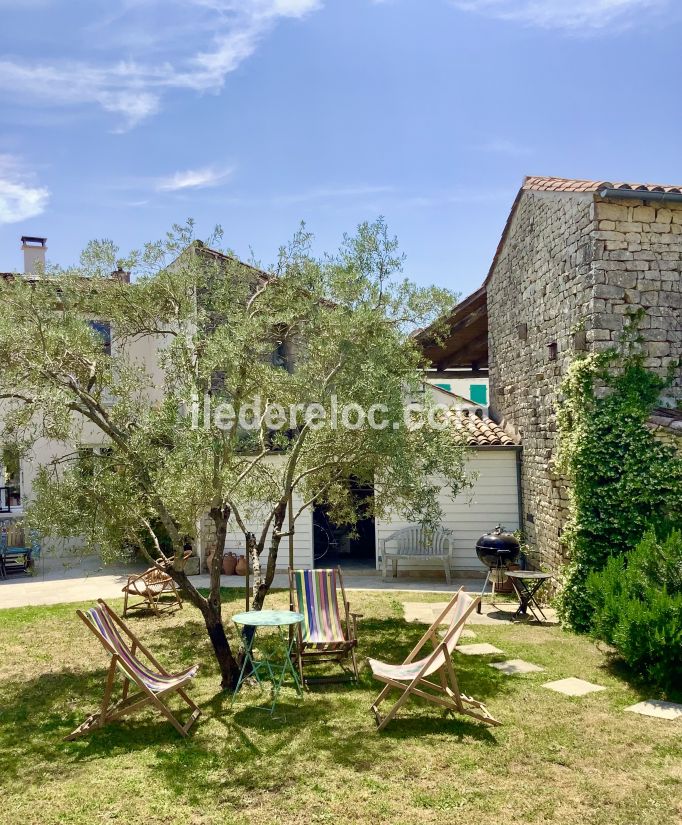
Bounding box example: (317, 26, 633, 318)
(0, 219, 469, 688)
(556, 313, 682, 631)
(223, 221, 470, 609)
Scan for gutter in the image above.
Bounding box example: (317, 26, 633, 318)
(598, 188, 682, 204)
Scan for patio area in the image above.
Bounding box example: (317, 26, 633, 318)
(0, 554, 496, 610)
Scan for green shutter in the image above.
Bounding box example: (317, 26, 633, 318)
(434, 383, 451, 391)
(469, 384, 487, 405)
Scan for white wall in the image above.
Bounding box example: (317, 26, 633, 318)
(375, 449, 520, 575)
(424, 375, 489, 408)
(221, 494, 314, 570)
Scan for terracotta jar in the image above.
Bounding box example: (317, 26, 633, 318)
(222, 552, 238, 575)
(235, 555, 248, 576)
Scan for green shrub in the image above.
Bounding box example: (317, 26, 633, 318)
(556, 313, 682, 631)
(588, 528, 682, 691)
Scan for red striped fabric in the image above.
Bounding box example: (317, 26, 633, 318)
(85, 606, 198, 693)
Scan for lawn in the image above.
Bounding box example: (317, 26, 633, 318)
(0, 588, 680, 825)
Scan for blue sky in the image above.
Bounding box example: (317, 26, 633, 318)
(1, 0, 681, 297)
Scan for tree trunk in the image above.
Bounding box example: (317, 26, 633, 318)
(251, 500, 287, 611)
(164, 512, 241, 690)
(202, 599, 240, 690)
(246, 531, 259, 605)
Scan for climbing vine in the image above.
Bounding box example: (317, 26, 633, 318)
(556, 311, 682, 631)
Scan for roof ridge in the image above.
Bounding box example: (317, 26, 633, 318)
(523, 175, 682, 195)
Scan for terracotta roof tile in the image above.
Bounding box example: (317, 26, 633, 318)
(450, 410, 516, 447)
(523, 176, 682, 196)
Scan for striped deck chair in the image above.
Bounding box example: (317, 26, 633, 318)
(66, 599, 200, 740)
(369, 588, 501, 731)
(289, 567, 361, 684)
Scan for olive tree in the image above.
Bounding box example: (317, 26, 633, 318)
(0, 219, 468, 689)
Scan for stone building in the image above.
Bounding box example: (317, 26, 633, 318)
(419, 175, 682, 570)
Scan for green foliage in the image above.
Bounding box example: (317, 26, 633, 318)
(587, 528, 682, 692)
(557, 312, 682, 631)
(0, 217, 466, 581)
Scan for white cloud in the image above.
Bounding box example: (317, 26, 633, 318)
(451, 0, 668, 30)
(0, 155, 49, 225)
(156, 166, 234, 192)
(0, 1, 323, 129)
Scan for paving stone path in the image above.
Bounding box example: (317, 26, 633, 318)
(625, 700, 682, 720)
(542, 677, 606, 696)
(455, 643, 504, 655)
(402, 600, 679, 722)
(489, 659, 545, 675)
(401, 600, 559, 627)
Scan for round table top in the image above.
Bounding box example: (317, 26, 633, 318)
(506, 570, 553, 580)
(232, 609, 304, 627)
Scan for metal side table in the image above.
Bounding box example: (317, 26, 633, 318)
(505, 571, 553, 622)
(231, 609, 304, 714)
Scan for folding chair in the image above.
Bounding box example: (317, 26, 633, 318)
(122, 565, 183, 617)
(369, 588, 501, 731)
(289, 567, 361, 684)
(66, 599, 200, 740)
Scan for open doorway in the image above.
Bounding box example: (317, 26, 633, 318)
(312, 482, 376, 570)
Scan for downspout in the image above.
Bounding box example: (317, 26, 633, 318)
(515, 447, 524, 555)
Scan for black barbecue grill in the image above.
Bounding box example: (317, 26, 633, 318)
(476, 526, 520, 612)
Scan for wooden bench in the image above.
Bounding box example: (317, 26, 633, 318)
(0, 521, 40, 578)
(379, 526, 455, 584)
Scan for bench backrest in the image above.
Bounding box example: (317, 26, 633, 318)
(384, 526, 453, 557)
(0, 522, 40, 554)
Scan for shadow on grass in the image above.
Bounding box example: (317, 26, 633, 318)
(597, 651, 682, 703)
(0, 606, 509, 808)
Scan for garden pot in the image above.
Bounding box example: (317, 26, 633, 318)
(222, 552, 238, 575)
(235, 555, 248, 576)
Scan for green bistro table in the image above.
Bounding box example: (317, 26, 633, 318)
(231, 609, 304, 713)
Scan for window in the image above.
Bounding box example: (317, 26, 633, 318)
(272, 338, 288, 369)
(434, 382, 452, 391)
(76, 446, 113, 478)
(0, 446, 21, 512)
(469, 384, 488, 405)
(88, 320, 112, 356)
(548, 342, 558, 361)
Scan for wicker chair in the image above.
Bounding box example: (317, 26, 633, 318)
(122, 564, 183, 617)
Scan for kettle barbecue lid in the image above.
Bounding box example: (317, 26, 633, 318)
(476, 525, 520, 549)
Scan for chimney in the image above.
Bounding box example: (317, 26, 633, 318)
(111, 267, 131, 284)
(21, 236, 47, 276)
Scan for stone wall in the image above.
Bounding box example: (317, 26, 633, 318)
(488, 189, 682, 572)
(590, 197, 682, 404)
(488, 191, 596, 570)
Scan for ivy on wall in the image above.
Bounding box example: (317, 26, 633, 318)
(556, 311, 682, 631)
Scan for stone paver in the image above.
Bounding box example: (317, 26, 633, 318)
(402, 600, 558, 627)
(542, 677, 606, 696)
(625, 700, 682, 721)
(455, 643, 504, 656)
(489, 659, 545, 675)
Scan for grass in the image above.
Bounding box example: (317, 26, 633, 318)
(0, 587, 680, 825)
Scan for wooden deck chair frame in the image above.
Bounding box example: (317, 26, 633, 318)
(369, 588, 501, 732)
(289, 566, 362, 686)
(122, 565, 183, 618)
(66, 599, 200, 741)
